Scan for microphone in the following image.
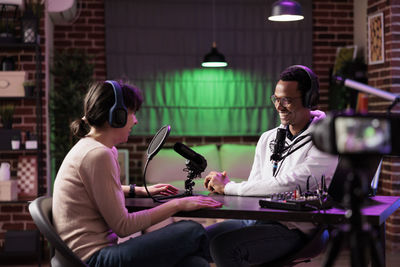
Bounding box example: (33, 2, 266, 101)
(173, 142, 207, 171)
(270, 128, 287, 176)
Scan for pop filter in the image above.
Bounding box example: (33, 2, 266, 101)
(147, 125, 171, 160)
(143, 125, 171, 202)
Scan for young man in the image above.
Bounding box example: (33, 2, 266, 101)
(204, 65, 338, 266)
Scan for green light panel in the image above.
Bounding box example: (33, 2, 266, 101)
(132, 68, 277, 136)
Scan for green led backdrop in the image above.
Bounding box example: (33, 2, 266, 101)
(132, 68, 279, 136)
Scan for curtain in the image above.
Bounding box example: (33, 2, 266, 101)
(105, 0, 312, 136)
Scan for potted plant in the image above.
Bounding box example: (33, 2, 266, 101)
(25, 131, 38, 149)
(50, 49, 94, 177)
(0, 1, 20, 43)
(11, 135, 21, 150)
(0, 20, 17, 43)
(23, 80, 35, 97)
(0, 104, 15, 129)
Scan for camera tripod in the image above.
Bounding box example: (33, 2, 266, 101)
(322, 157, 384, 267)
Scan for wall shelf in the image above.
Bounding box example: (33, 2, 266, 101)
(0, 40, 43, 197)
(0, 96, 36, 100)
(0, 149, 39, 153)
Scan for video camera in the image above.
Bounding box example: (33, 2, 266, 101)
(311, 112, 400, 156)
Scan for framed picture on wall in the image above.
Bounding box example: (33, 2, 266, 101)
(17, 155, 37, 199)
(332, 45, 357, 75)
(368, 12, 385, 65)
(118, 149, 129, 185)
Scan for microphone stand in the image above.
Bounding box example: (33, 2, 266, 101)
(182, 159, 204, 196)
(155, 159, 203, 200)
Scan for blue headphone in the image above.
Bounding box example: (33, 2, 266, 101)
(106, 80, 128, 128)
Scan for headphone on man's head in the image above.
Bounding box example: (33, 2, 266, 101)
(289, 65, 319, 109)
(106, 80, 128, 128)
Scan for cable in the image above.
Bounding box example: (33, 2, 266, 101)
(273, 134, 313, 177)
(142, 159, 166, 203)
(387, 96, 400, 114)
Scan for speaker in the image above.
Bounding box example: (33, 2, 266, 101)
(290, 65, 319, 108)
(106, 80, 128, 128)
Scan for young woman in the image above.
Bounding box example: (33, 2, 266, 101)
(52, 80, 222, 267)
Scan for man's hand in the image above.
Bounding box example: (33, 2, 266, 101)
(204, 171, 230, 194)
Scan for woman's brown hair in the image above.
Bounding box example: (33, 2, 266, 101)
(70, 81, 143, 138)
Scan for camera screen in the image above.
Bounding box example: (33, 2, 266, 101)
(335, 117, 391, 154)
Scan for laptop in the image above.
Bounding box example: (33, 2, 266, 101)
(259, 156, 382, 211)
(327, 156, 382, 207)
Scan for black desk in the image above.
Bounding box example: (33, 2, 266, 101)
(126, 192, 400, 266)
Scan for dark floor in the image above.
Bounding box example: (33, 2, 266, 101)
(0, 249, 399, 267)
(296, 249, 400, 267)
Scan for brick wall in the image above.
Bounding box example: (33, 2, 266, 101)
(53, 0, 106, 80)
(0, 204, 36, 232)
(312, 0, 354, 110)
(367, 0, 400, 251)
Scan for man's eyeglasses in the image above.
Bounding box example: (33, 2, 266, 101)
(270, 95, 302, 107)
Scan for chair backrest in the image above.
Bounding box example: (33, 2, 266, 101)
(28, 196, 88, 267)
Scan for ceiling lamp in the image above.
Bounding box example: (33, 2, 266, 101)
(268, 0, 304, 22)
(202, 0, 228, 68)
(202, 42, 228, 68)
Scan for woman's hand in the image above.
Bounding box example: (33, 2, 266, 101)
(148, 195, 223, 226)
(172, 196, 223, 211)
(136, 184, 179, 197)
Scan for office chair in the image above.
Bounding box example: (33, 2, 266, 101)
(252, 226, 329, 267)
(28, 196, 88, 267)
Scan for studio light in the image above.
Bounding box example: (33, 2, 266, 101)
(202, 42, 228, 68)
(202, 0, 228, 68)
(268, 0, 304, 22)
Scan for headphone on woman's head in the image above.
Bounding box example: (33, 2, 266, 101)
(106, 80, 128, 128)
(289, 65, 319, 109)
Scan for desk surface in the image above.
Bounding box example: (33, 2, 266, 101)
(126, 192, 400, 226)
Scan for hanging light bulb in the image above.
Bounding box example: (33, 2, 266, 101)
(202, 0, 228, 68)
(268, 0, 304, 22)
(202, 42, 228, 68)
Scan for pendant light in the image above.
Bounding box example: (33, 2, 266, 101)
(202, 0, 228, 68)
(268, 0, 304, 22)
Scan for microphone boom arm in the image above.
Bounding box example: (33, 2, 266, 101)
(335, 76, 400, 112)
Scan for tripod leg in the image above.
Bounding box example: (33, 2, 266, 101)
(367, 227, 384, 267)
(349, 230, 367, 267)
(322, 229, 345, 267)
